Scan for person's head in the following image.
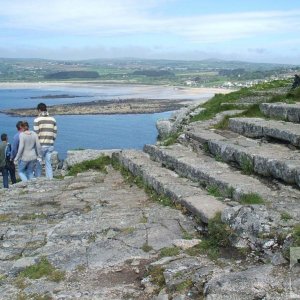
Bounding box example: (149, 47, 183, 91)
(16, 121, 24, 131)
(21, 121, 29, 131)
(1, 133, 7, 142)
(37, 103, 47, 112)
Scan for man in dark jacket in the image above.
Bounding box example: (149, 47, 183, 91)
(0, 133, 16, 188)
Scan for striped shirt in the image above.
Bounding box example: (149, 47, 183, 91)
(34, 112, 57, 146)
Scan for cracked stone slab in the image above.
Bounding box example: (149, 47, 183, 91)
(143, 143, 272, 201)
(260, 102, 300, 123)
(185, 126, 300, 187)
(114, 150, 227, 223)
(229, 117, 300, 147)
(0, 167, 197, 299)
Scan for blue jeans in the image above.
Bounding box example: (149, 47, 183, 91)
(18, 160, 36, 182)
(35, 146, 54, 179)
(1, 164, 17, 188)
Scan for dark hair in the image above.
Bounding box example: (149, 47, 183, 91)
(21, 121, 29, 131)
(1, 133, 7, 141)
(37, 103, 47, 111)
(16, 121, 24, 130)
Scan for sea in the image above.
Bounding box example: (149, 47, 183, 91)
(0, 84, 212, 160)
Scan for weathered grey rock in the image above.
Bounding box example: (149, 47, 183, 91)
(204, 265, 288, 300)
(221, 205, 278, 248)
(144, 143, 272, 201)
(113, 150, 227, 223)
(260, 102, 300, 123)
(185, 126, 300, 187)
(229, 117, 300, 147)
(62, 149, 120, 170)
(156, 103, 205, 139)
(0, 167, 199, 299)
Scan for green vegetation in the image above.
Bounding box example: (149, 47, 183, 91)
(190, 79, 292, 123)
(45, 71, 99, 79)
(19, 257, 65, 282)
(0, 214, 12, 222)
(142, 243, 153, 253)
(281, 212, 293, 221)
(175, 279, 193, 292)
(148, 266, 165, 289)
(240, 193, 265, 205)
(0, 58, 297, 88)
(67, 155, 111, 176)
(292, 224, 300, 247)
(20, 213, 47, 221)
(207, 185, 222, 197)
(161, 132, 181, 146)
(185, 212, 232, 260)
(159, 246, 180, 257)
(112, 157, 175, 208)
(240, 155, 254, 175)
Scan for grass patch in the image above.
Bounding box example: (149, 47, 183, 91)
(67, 155, 111, 176)
(159, 246, 180, 257)
(292, 224, 300, 247)
(281, 212, 293, 221)
(175, 279, 193, 292)
(161, 132, 181, 146)
(121, 227, 135, 235)
(190, 79, 292, 124)
(19, 257, 65, 282)
(240, 155, 254, 175)
(181, 229, 194, 240)
(148, 266, 165, 289)
(142, 243, 153, 253)
(139, 215, 148, 224)
(240, 193, 265, 204)
(185, 212, 232, 260)
(207, 185, 222, 197)
(20, 213, 47, 221)
(213, 115, 231, 130)
(0, 214, 12, 222)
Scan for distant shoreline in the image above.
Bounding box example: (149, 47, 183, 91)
(0, 81, 234, 116)
(0, 81, 233, 95)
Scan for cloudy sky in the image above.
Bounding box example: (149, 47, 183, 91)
(1, 0, 300, 64)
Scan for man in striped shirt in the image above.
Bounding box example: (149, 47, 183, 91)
(34, 103, 57, 179)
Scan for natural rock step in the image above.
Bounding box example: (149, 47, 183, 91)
(113, 150, 227, 223)
(185, 127, 300, 187)
(260, 102, 300, 123)
(143, 143, 274, 202)
(229, 117, 300, 147)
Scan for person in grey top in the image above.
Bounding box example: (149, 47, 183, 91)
(14, 121, 42, 181)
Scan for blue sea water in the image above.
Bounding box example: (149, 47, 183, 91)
(0, 87, 173, 159)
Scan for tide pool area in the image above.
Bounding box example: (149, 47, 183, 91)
(0, 86, 176, 159)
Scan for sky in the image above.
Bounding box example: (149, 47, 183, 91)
(0, 0, 300, 64)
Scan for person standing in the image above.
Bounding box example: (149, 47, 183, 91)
(34, 103, 57, 179)
(11, 121, 24, 161)
(14, 122, 42, 182)
(0, 133, 17, 188)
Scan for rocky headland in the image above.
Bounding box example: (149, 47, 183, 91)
(0, 80, 299, 299)
(2, 98, 193, 116)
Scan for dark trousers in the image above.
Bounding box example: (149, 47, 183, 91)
(1, 164, 17, 188)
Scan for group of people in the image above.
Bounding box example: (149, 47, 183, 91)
(0, 103, 57, 188)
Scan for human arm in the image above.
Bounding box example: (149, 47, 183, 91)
(14, 134, 24, 162)
(10, 134, 19, 160)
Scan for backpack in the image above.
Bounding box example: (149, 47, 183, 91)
(5, 144, 12, 162)
(4, 144, 14, 169)
(0, 144, 6, 170)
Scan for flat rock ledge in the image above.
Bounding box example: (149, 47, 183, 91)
(0, 163, 291, 299)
